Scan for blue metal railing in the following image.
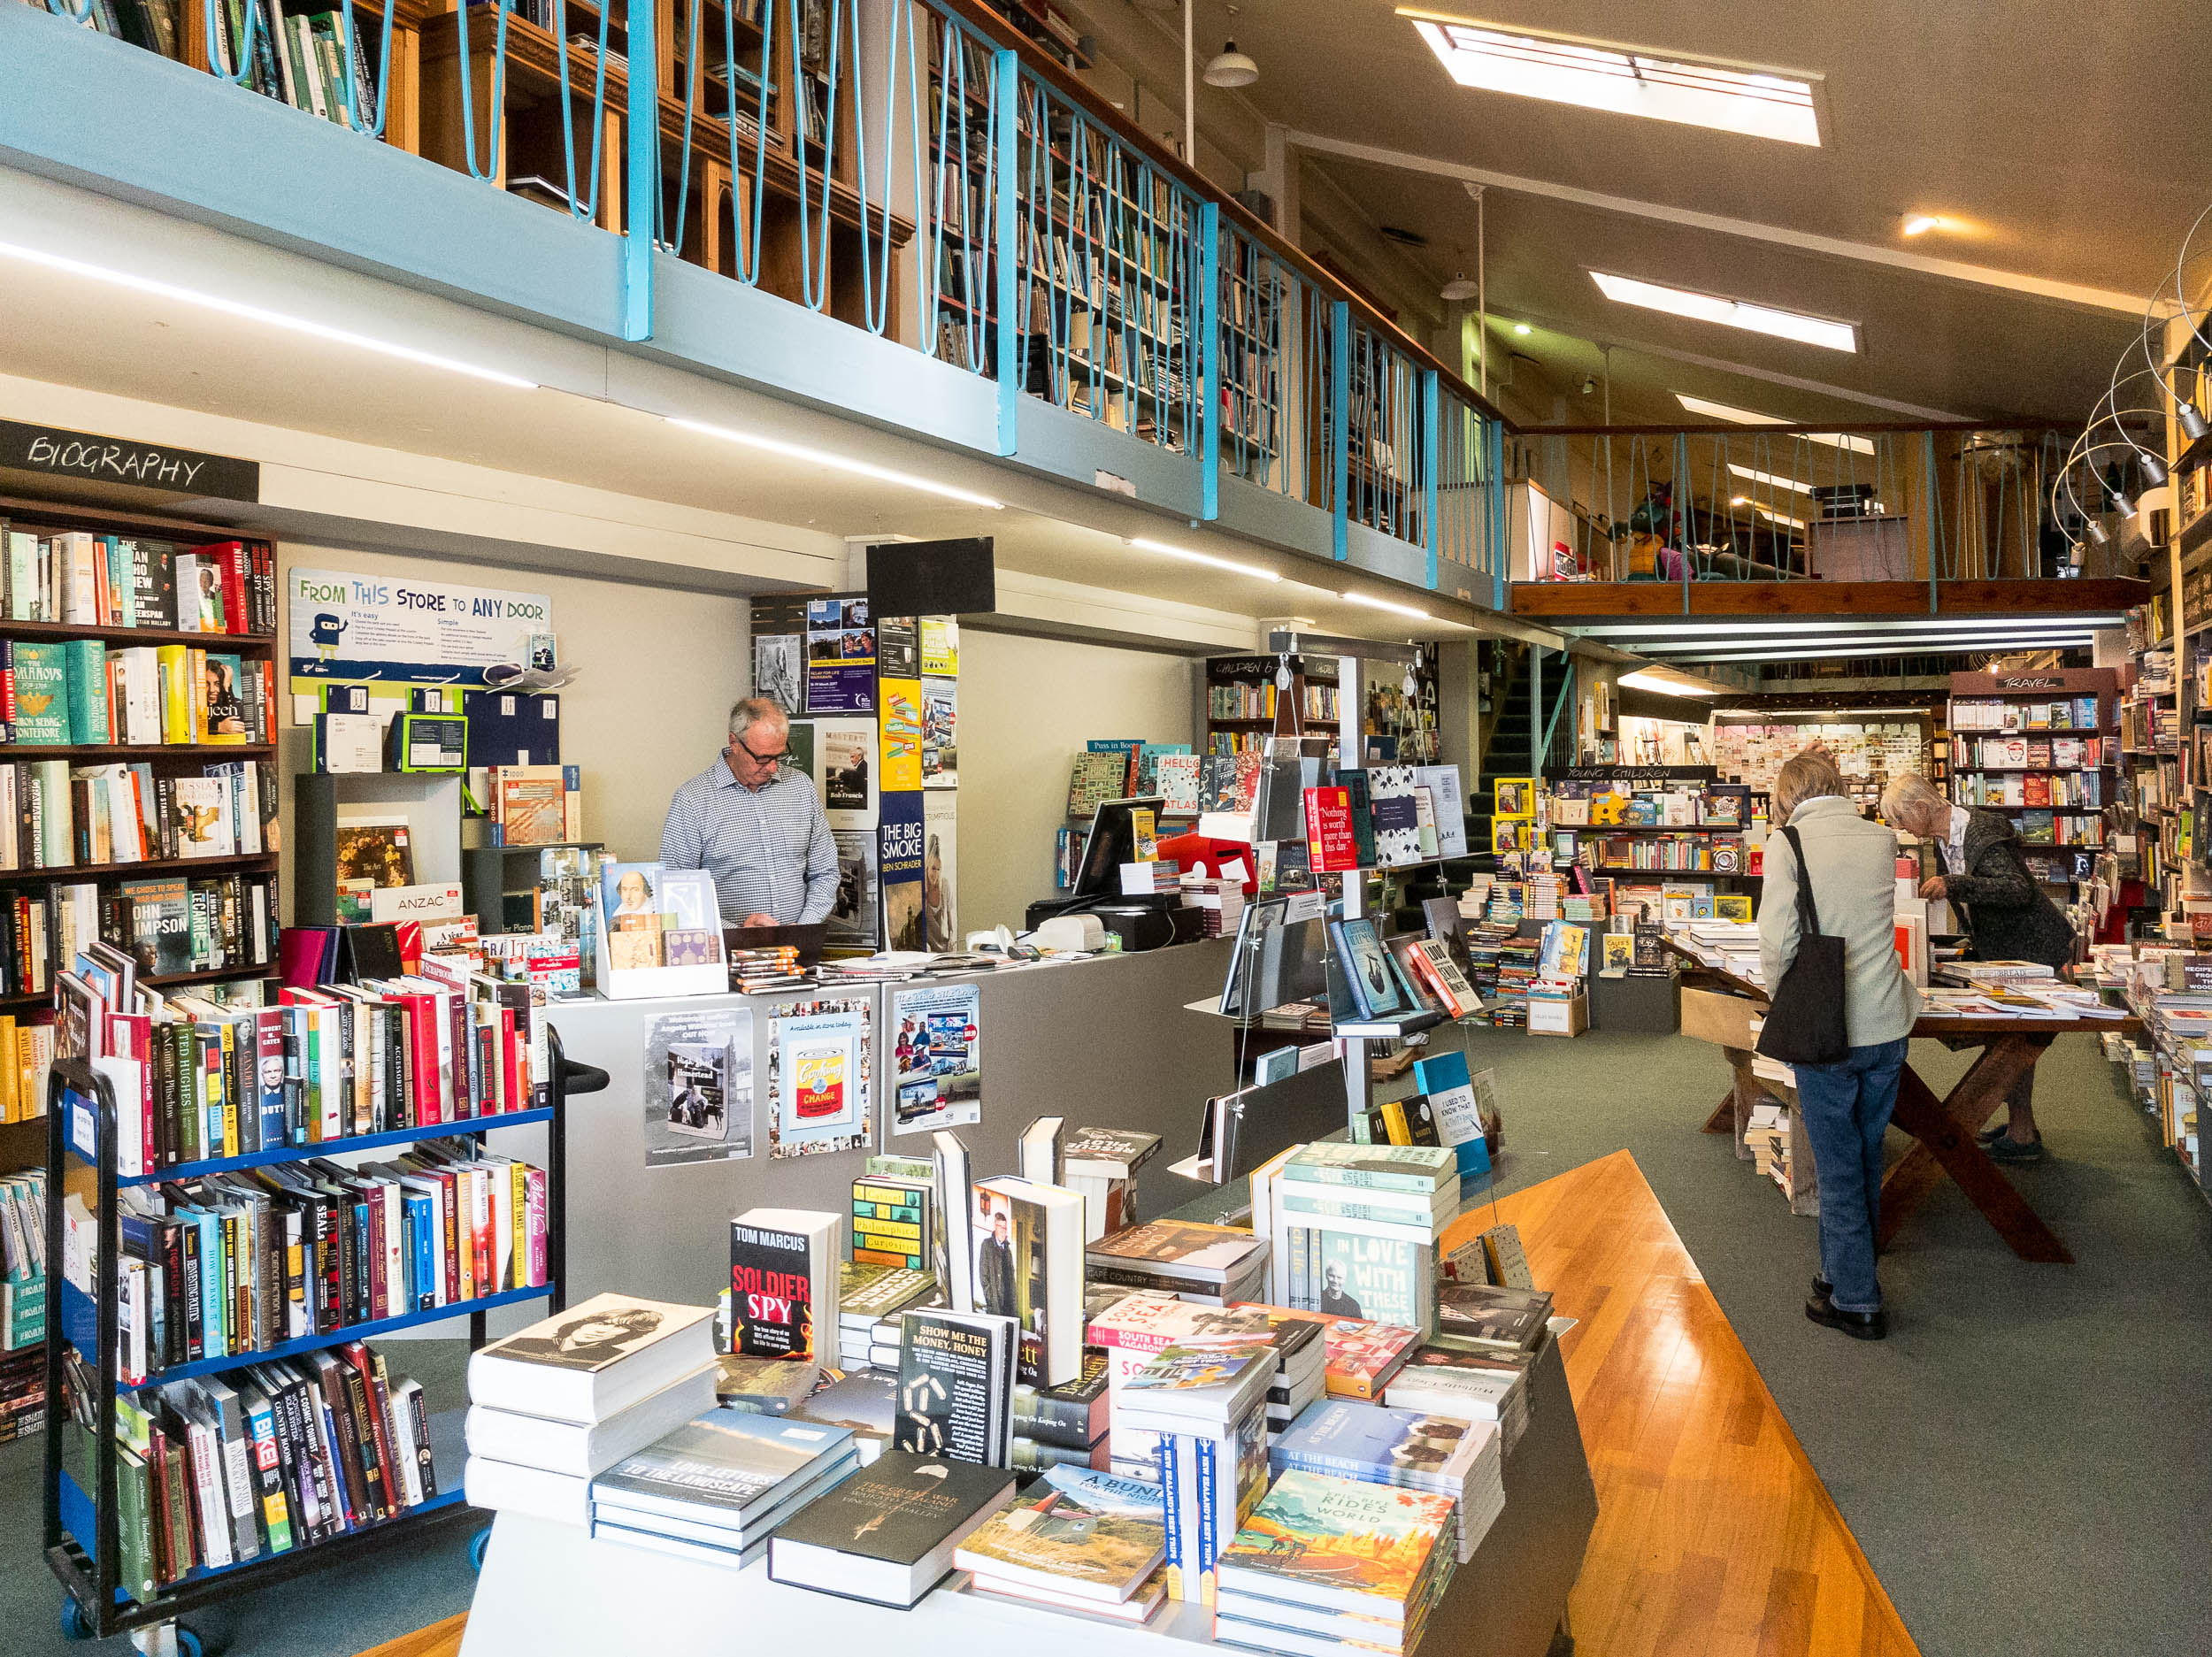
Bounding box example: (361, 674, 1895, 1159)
(34, 0, 1511, 594)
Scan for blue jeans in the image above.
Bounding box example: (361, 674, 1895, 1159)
(1793, 1036, 1909, 1315)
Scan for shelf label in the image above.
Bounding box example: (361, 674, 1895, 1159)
(0, 418, 259, 501)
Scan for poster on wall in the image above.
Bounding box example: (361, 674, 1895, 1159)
(641, 1006, 754, 1168)
(805, 597, 875, 713)
(814, 719, 878, 828)
(878, 615, 918, 679)
(889, 981, 980, 1135)
(919, 618, 959, 678)
(754, 634, 803, 715)
(878, 677, 924, 794)
(767, 998, 873, 1157)
(922, 679, 957, 788)
(783, 719, 816, 784)
(924, 792, 957, 952)
(827, 828, 879, 950)
(879, 793, 927, 952)
(287, 567, 552, 695)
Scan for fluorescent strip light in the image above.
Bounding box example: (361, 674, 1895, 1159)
(1402, 13, 1819, 146)
(1674, 394, 1877, 454)
(667, 418, 1004, 509)
(0, 238, 540, 390)
(1593, 272, 1856, 352)
(1726, 463, 1815, 495)
(1129, 538, 1280, 581)
(1685, 639, 2091, 664)
(1573, 615, 2128, 637)
(1340, 591, 1432, 619)
(1646, 633, 2100, 657)
(1726, 496, 1806, 530)
(1618, 669, 1719, 696)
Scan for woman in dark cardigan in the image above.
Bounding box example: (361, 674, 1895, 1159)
(1883, 774, 2077, 1162)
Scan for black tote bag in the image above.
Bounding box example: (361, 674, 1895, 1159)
(1755, 825, 1849, 1065)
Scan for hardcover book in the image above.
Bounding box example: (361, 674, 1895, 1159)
(952, 1463, 1166, 1604)
(1433, 1281, 1553, 1354)
(1302, 786, 1359, 873)
(469, 1293, 718, 1425)
(768, 1449, 1016, 1608)
(1232, 1305, 1423, 1400)
(729, 1208, 841, 1362)
(1366, 765, 1422, 867)
(1214, 1469, 1454, 1617)
(893, 1307, 1017, 1466)
(590, 1408, 856, 1530)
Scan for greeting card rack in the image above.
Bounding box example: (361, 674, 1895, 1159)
(41, 1033, 603, 1646)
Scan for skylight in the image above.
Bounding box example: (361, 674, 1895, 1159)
(1591, 272, 1858, 353)
(1401, 12, 1821, 146)
(1675, 394, 1878, 456)
(1726, 463, 1813, 495)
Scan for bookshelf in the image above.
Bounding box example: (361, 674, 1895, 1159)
(1946, 669, 2120, 901)
(1204, 653, 1340, 757)
(41, 1033, 588, 1646)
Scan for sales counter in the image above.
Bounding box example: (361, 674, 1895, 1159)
(533, 938, 1239, 1308)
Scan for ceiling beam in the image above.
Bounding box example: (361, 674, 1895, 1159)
(1281, 130, 2165, 318)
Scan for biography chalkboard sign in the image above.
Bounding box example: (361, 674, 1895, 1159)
(0, 418, 259, 502)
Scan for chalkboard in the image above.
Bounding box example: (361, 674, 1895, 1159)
(0, 418, 259, 502)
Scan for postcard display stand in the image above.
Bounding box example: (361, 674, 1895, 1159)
(41, 1039, 596, 1646)
(592, 905, 730, 1001)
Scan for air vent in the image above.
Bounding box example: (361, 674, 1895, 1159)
(1378, 225, 1428, 247)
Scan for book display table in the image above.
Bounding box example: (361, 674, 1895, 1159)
(457, 1334, 1595, 1657)
(1671, 945, 2139, 1263)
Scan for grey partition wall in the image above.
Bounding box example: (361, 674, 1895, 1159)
(541, 938, 1239, 1308)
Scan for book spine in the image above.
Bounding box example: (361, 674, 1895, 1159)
(1195, 1434, 1217, 1602)
(1156, 1432, 1183, 1600)
(403, 1380, 436, 1499)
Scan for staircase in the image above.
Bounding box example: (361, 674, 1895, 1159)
(1471, 650, 1540, 863)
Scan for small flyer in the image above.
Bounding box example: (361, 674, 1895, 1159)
(888, 981, 982, 1136)
(641, 1006, 753, 1168)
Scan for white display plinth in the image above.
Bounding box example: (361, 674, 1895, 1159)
(460, 1512, 1213, 1657)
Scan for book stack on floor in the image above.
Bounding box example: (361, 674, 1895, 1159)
(954, 1462, 1171, 1622)
(1112, 1340, 1275, 1603)
(834, 1262, 936, 1369)
(1260, 1144, 1458, 1337)
(589, 1407, 860, 1569)
(0, 1344, 42, 1444)
(1213, 1468, 1458, 1657)
(1745, 1100, 1793, 1193)
(1084, 1217, 1271, 1308)
(768, 1448, 1015, 1608)
(1012, 1349, 1111, 1471)
(56, 1336, 442, 1599)
(463, 1293, 718, 1526)
(1060, 1126, 1163, 1241)
(1271, 1399, 1504, 1562)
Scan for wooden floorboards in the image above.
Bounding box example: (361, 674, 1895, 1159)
(365, 1149, 1916, 1657)
(1464, 1150, 1919, 1657)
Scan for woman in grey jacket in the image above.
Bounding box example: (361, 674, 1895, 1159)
(1762, 751, 1920, 1340)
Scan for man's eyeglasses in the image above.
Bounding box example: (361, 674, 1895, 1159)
(730, 733, 793, 768)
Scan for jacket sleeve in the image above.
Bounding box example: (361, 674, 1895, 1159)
(1945, 818, 2036, 911)
(1758, 829, 1800, 995)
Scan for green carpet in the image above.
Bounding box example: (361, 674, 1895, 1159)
(3, 1026, 2205, 1654)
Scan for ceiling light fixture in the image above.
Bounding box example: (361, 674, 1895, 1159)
(1129, 537, 1281, 581)
(1900, 213, 1942, 236)
(1399, 11, 1820, 146)
(1203, 41, 1258, 88)
(1725, 463, 1814, 495)
(1591, 271, 1857, 352)
(1618, 668, 1720, 696)
(1673, 393, 1877, 455)
(1340, 591, 1432, 619)
(1513, 322, 1532, 335)
(1440, 271, 1479, 301)
(666, 417, 1005, 509)
(0, 237, 541, 389)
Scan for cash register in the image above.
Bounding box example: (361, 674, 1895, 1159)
(1024, 794, 1204, 952)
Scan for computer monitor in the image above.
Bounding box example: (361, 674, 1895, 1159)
(1069, 794, 1169, 904)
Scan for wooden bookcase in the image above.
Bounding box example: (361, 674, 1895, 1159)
(1203, 653, 1340, 757)
(1947, 666, 2119, 896)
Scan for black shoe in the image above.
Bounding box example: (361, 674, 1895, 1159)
(1987, 1132, 2047, 1164)
(1977, 1123, 2008, 1146)
(1806, 1294, 1886, 1340)
(1811, 1274, 1833, 1302)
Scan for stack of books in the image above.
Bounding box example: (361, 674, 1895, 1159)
(768, 1449, 1014, 1608)
(835, 1262, 936, 1369)
(730, 947, 804, 993)
(954, 1462, 1170, 1622)
(1263, 1145, 1458, 1337)
(712, 1354, 821, 1417)
(1213, 1469, 1457, 1657)
(1112, 1340, 1276, 1602)
(849, 1170, 933, 1271)
(1012, 1351, 1111, 1471)
(1085, 1217, 1271, 1308)
(1384, 1345, 1535, 1453)
(1271, 1399, 1505, 1562)
(1060, 1125, 1163, 1241)
(463, 1293, 718, 1525)
(1745, 1101, 1793, 1192)
(1087, 1293, 1320, 1477)
(0, 1344, 41, 1445)
(588, 1407, 860, 1569)
(1233, 1304, 1423, 1401)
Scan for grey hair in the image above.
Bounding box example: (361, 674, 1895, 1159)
(1880, 772, 1947, 827)
(728, 697, 790, 740)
